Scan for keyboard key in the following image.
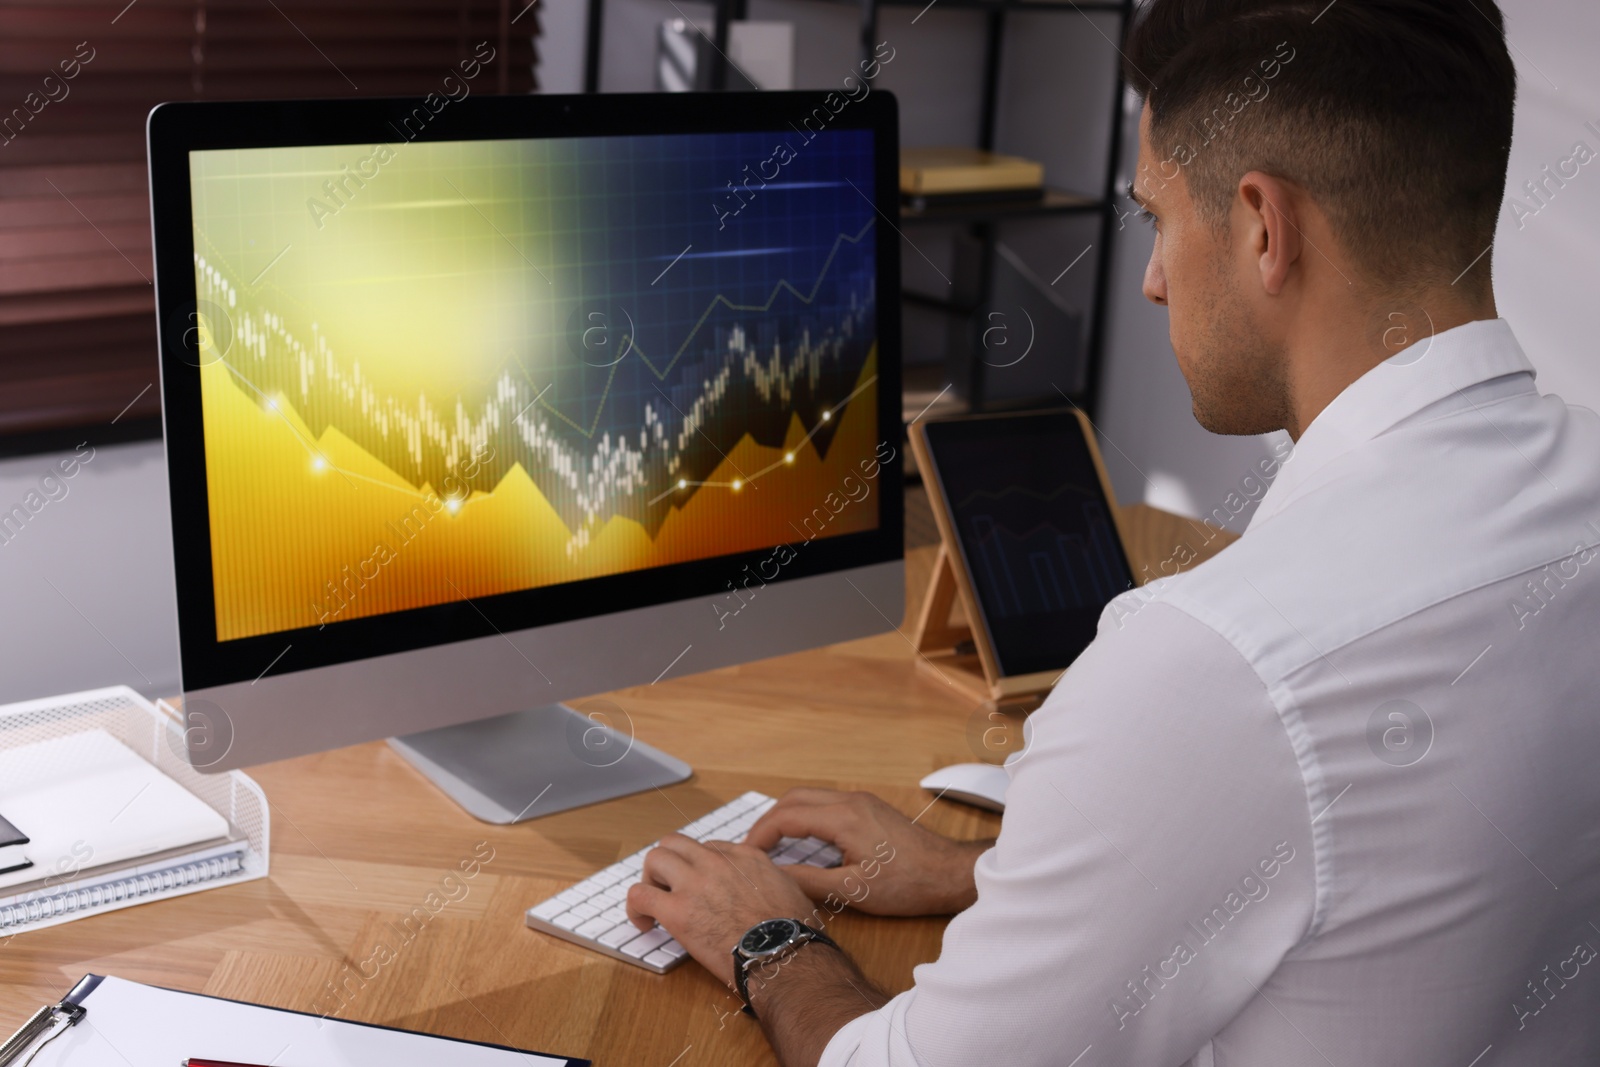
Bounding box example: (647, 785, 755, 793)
(601, 905, 628, 924)
(662, 939, 687, 959)
(550, 911, 584, 931)
(529, 899, 568, 922)
(778, 841, 820, 863)
(601, 924, 642, 949)
(644, 948, 677, 967)
(621, 926, 673, 958)
(576, 916, 614, 938)
(806, 845, 843, 866)
(570, 901, 601, 920)
(556, 888, 588, 906)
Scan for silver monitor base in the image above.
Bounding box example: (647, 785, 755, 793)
(388, 703, 693, 824)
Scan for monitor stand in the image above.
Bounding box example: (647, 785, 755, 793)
(388, 703, 693, 824)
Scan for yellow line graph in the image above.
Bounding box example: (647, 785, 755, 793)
(645, 371, 878, 506)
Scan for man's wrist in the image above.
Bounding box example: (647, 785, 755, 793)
(742, 932, 840, 1016)
(732, 927, 892, 1067)
(939, 837, 995, 913)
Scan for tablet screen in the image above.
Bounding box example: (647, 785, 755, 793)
(922, 411, 1135, 677)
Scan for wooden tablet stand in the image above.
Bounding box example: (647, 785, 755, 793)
(910, 543, 1061, 712)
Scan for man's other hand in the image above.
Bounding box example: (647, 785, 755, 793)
(745, 788, 993, 918)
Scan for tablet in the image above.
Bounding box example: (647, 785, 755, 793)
(912, 409, 1135, 683)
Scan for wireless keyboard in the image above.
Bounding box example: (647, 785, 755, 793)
(524, 791, 842, 972)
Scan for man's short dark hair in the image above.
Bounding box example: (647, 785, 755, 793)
(1124, 0, 1516, 295)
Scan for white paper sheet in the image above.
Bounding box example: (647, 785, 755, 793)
(32, 976, 573, 1066)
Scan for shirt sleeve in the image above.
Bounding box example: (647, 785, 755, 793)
(819, 600, 1317, 1067)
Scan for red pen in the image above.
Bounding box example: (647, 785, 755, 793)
(183, 1060, 276, 1067)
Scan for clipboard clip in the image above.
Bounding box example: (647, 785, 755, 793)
(0, 999, 86, 1066)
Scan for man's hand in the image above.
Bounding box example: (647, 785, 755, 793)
(745, 788, 993, 917)
(626, 833, 816, 987)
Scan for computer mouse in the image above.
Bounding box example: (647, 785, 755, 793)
(918, 762, 1010, 813)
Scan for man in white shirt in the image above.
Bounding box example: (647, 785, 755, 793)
(624, 0, 1600, 1063)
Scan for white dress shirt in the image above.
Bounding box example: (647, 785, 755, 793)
(822, 319, 1600, 1066)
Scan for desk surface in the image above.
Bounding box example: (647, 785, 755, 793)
(0, 504, 1233, 1065)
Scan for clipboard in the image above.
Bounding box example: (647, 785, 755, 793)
(1, 974, 588, 1066)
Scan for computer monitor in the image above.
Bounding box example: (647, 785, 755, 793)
(148, 91, 903, 822)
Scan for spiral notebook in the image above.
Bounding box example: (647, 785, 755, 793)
(1, 974, 586, 1066)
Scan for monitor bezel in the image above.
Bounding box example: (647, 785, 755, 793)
(149, 91, 903, 692)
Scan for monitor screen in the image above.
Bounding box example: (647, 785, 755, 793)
(185, 129, 882, 643)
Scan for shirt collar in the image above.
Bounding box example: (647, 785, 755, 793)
(1248, 318, 1537, 530)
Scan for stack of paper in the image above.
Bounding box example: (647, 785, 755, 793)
(0, 729, 232, 897)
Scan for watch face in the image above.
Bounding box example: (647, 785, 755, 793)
(741, 918, 801, 956)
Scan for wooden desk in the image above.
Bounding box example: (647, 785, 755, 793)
(0, 504, 1233, 1064)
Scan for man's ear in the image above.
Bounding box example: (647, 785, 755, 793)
(1237, 171, 1303, 296)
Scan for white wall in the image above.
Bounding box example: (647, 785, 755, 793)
(537, 0, 590, 93)
(0, 439, 180, 704)
(1094, 0, 1600, 528)
(1490, 0, 1600, 412)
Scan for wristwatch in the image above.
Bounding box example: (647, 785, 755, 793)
(731, 917, 840, 1019)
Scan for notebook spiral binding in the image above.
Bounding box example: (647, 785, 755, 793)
(0, 851, 245, 931)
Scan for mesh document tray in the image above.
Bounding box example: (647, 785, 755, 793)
(0, 685, 269, 934)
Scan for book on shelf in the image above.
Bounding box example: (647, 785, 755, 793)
(900, 146, 1046, 204)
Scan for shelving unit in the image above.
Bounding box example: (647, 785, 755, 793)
(581, 0, 1135, 416)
